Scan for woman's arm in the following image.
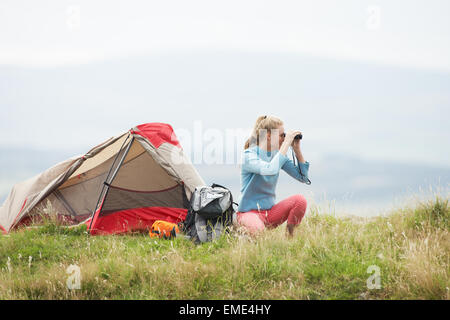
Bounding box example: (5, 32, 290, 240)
(281, 157, 311, 184)
(241, 130, 302, 176)
(293, 144, 305, 164)
(242, 148, 289, 175)
(281, 136, 311, 184)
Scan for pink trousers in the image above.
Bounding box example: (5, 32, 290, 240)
(236, 194, 307, 234)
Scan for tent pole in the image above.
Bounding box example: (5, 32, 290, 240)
(106, 136, 135, 186)
(91, 136, 135, 230)
(88, 133, 131, 232)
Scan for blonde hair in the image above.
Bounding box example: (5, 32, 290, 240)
(244, 115, 284, 149)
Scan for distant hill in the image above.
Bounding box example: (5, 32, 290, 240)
(0, 147, 76, 203)
(197, 153, 450, 215)
(1, 147, 448, 216)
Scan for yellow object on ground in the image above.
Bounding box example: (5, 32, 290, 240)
(149, 220, 180, 239)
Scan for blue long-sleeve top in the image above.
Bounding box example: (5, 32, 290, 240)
(237, 145, 311, 212)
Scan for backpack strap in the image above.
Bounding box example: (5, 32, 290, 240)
(291, 148, 312, 185)
(211, 183, 227, 189)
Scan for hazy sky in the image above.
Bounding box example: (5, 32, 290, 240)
(0, 0, 449, 168)
(1, 0, 449, 71)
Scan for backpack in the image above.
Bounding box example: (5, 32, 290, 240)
(181, 183, 237, 244)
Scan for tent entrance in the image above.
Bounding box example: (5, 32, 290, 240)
(88, 137, 189, 234)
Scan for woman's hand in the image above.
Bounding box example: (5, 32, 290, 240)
(289, 131, 302, 150)
(288, 130, 305, 163)
(286, 130, 302, 147)
(279, 130, 302, 155)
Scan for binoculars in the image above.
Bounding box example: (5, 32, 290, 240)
(294, 134, 303, 140)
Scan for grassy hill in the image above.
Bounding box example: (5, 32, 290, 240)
(0, 196, 448, 300)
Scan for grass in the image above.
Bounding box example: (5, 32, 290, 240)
(0, 195, 448, 300)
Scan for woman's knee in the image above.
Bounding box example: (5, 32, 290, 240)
(292, 194, 308, 218)
(286, 195, 307, 225)
(290, 194, 307, 209)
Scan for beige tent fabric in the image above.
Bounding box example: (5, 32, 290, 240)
(63, 133, 130, 186)
(133, 135, 206, 200)
(0, 156, 82, 232)
(0, 133, 126, 232)
(112, 144, 178, 191)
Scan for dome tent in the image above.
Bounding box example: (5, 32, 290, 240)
(0, 123, 205, 235)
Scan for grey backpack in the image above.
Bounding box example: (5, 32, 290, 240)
(182, 183, 236, 244)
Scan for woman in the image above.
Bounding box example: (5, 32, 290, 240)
(236, 115, 311, 238)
